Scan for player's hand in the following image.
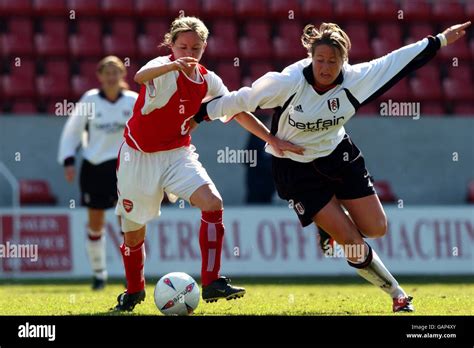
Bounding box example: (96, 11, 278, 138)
(64, 166, 75, 183)
(442, 21, 471, 45)
(171, 57, 198, 71)
(268, 135, 305, 156)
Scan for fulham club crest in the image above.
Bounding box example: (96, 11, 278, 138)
(327, 98, 340, 113)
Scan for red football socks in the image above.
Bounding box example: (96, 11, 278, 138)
(199, 210, 225, 286)
(120, 240, 145, 294)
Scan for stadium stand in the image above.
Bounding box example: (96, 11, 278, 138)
(0, 0, 472, 116)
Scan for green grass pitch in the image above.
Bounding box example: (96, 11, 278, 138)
(0, 276, 472, 316)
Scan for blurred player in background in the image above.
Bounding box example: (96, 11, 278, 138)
(198, 21, 471, 312)
(58, 56, 138, 290)
(113, 16, 302, 311)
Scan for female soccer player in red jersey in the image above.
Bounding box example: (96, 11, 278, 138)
(113, 16, 303, 311)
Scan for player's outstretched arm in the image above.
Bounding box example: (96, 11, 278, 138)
(234, 112, 304, 156)
(134, 57, 198, 84)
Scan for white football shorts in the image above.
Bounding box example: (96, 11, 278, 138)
(115, 142, 213, 225)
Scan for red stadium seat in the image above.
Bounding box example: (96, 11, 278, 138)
(109, 19, 136, 39)
(102, 0, 134, 16)
(168, 0, 201, 18)
(211, 20, 238, 40)
(235, 0, 267, 18)
(467, 1, 474, 19)
(0, 0, 33, 16)
(438, 39, 471, 62)
(443, 78, 473, 102)
(373, 181, 397, 202)
(72, 75, 97, 99)
(19, 180, 57, 205)
(376, 23, 403, 45)
(408, 23, 435, 39)
(78, 61, 99, 80)
(249, 63, 275, 80)
(357, 103, 378, 116)
(415, 63, 441, 83)
(432, 0, 464, 22)
(276, 21, 304, 40)
(334, 0, 367, 21)
(138, 35, 168, 59)
(400, 0, 431, 21)
(378, 78, 410, 101)
(446, 65, 472, 84)
(471, 39, 474, 60)
(135, 0, 168, 18)
(410, 76, 443, 101)
(202, 0, 234, 18)
(420, 102, 445, 116)
(206, 36, 239, 59)
(273, 36, 307, 60)
(367, 0, 399, 21)
(67, 0, 101, 16)
(35, 19, 69, 56)
(344, 23, 372, 61)
(1, 59, 36, 98)
(37, 60, 71, 99)
(215, 63, 241, 91)
(372, 38, 400, 57)
(467, 180, 474, 203)
(269, 0, 301, 19)
(33, 0, 67, 16)
(139, 21, 169, 58)
(300, 0, 333, 20)
(453, 102, 474, 117)
(143, 21, 168, 37)
(1, 19, 34, 56)
(104, 20, 137, 57)
(239, 37, 273, 60)
(69, 18, 103, 58)
(243, 21, 271, 40)
(124, 61, 139, 92)
(11, 101, 38, 114)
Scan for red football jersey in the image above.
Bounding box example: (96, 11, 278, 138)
(125, 55, 229, 152)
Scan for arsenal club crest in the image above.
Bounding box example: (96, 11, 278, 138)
(123, 199, 134, 213)
(327, 98, 340, 113)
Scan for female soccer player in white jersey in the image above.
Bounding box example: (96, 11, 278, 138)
(113, 16, 302, 311)
(58, 56, 138, 290)
(197, 21, 471, 312)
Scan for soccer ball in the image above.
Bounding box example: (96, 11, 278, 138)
(154, 272, 200, 316)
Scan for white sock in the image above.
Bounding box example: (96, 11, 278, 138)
(86, 228, 107, 280)
(348, 243, 406, 299)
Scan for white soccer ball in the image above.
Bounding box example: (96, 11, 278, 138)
(154, 272, 200, 316)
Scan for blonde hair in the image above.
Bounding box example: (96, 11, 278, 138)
(301, 23, 351, 62)
(162, 16, 209, 47)
(96, 55, 129, 90)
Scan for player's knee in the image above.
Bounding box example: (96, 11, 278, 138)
(202, 195, 223, 211)
(122, 218, 145, 247)
(124, 230, 145, 247)
(362, 216, 388, 238)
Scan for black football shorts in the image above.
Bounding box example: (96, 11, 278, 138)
(272, 134, 376, 227)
